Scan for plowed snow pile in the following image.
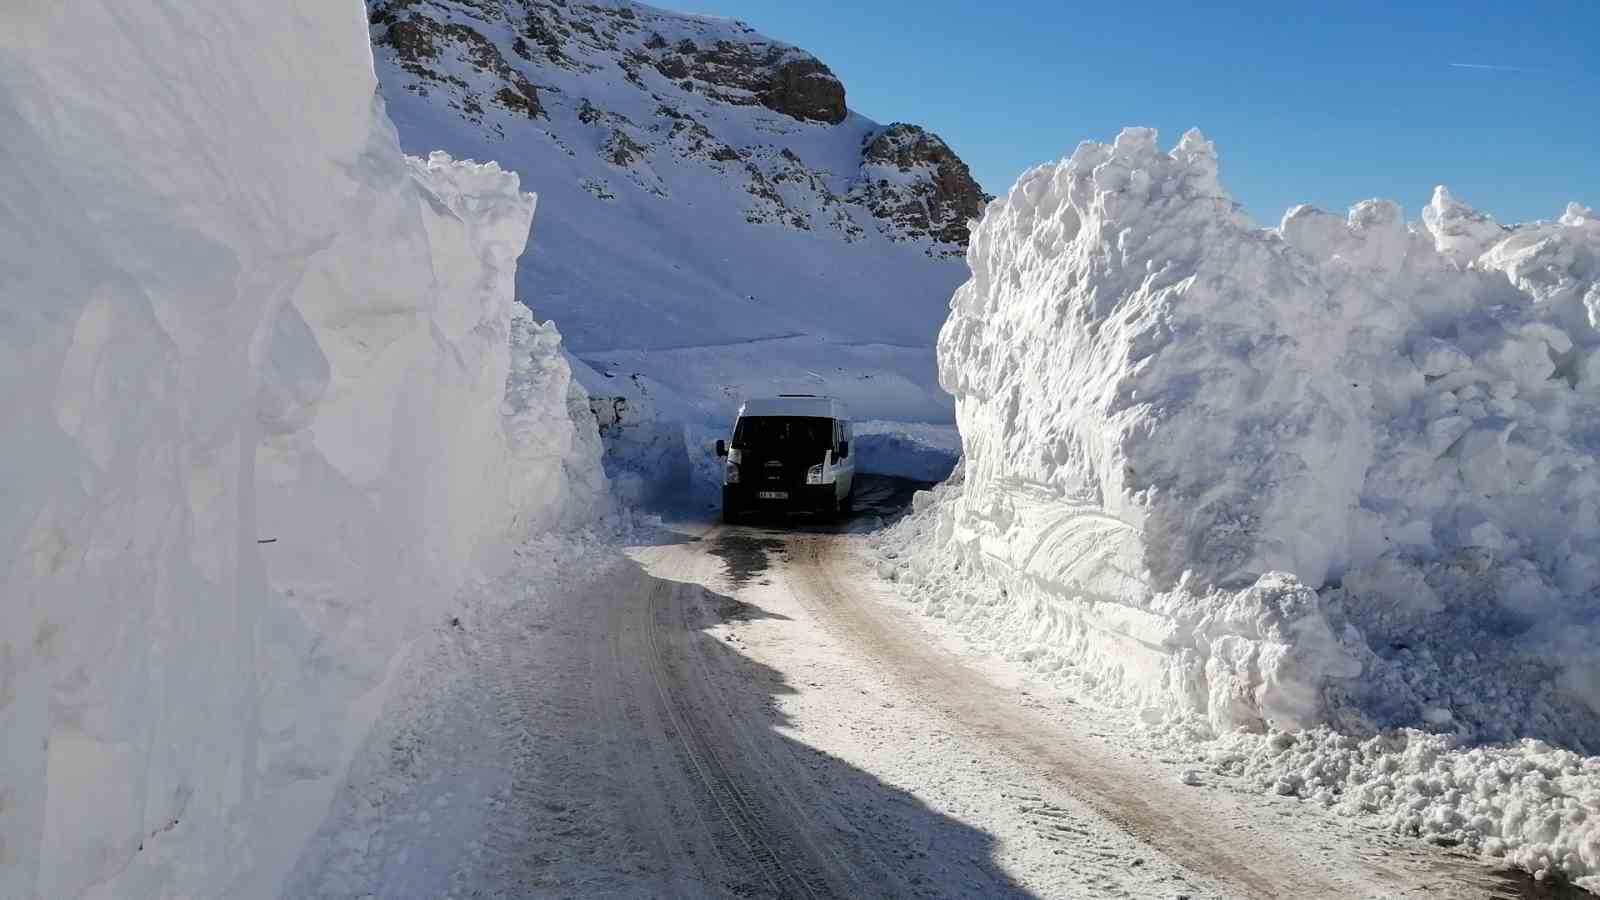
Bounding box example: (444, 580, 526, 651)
(876, 128, 1600, 886)
(0, 3, 605, 898)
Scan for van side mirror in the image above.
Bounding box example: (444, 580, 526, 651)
(715, 440, 728, 457)
(837, 440, 849, 460)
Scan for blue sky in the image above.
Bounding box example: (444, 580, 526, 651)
(686, 1, 1597, 226)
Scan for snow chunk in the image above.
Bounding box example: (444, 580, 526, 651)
(1411, 337, 1473, 377)
(1215, 727, 1600, 890)
(1423, 186, 1506, 264)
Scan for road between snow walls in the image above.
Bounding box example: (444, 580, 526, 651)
(288, 478, 1576, 898)
(6, 0, 1599, 897)
(874, 128, 1600, 891)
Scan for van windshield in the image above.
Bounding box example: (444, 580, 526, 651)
(732, 416, 832, 451)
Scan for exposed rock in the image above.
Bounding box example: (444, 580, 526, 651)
(764, 58, 846, 125)
(372, 8, 545, 120)
(606, 131, 647, 167)
(654, 54, 690, 80)
(748, 146, 864, 239)
(853, 124, 990, 251)
(648, 39, 847, 124)
(495, 82, 542, 119)
(581, 177, 617, 200)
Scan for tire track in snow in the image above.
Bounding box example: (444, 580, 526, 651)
(295, 505, 1576, 899)
(640, 557, 838, 899)
(784, 529, 1564, 899)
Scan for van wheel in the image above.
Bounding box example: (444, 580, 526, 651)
(841, 492, 855, 517)
(822, 495, 842, 522)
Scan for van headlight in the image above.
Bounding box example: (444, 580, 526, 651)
(725, 463, 741, 485)
(806, 464, 832, 485)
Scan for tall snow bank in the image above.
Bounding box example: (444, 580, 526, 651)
(0, 3, 606, 899)
(875, 132, 1600, 884)
(924, 127, 1600, 741)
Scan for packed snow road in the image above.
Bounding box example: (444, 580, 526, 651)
(291, 477, 1579, 899)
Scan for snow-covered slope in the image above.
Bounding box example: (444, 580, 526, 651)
(0, 3, 606, 898)
(874, 126, 1600, 886)
(366, 0, 982, 495)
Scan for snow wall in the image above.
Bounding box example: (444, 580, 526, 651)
(925, 127, 1600, 743)
(0, 3, 607, 898)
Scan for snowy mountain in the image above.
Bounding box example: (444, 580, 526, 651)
(367, 0, 982, 496)
(368, 1, 987, 335)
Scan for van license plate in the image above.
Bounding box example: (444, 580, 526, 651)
(757, 491, 788, 500)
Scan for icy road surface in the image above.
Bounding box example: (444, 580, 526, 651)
(290, 477, 1577, 899)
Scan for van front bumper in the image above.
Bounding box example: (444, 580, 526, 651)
(723, 484, 835, 514)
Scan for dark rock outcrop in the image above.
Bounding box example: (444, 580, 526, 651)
(635, 38, 847, 125)
(764, 58, 847, 124)
(854, 124, 991, 249)
(371, 6, 545, 121)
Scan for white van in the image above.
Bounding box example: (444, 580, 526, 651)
(715, 395, 855, 521)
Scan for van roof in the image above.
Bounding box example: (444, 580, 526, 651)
(738, 395, 847, 420)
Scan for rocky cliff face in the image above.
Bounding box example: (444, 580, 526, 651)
(367, 0, 987, 259)
(855, 124, 989, 247)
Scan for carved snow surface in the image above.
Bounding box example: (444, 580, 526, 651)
(0, 4, 607, 898)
